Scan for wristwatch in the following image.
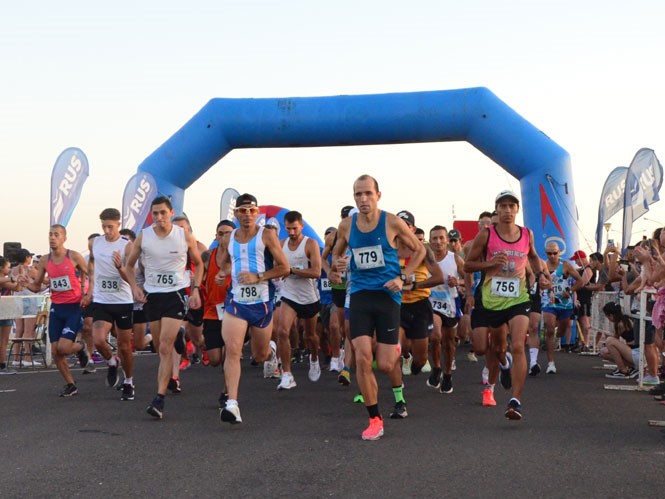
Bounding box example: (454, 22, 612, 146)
(400, 274, 407, 282)
(257, 272, 264, 283)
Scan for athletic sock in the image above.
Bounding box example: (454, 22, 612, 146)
(226, 399, 238, 407)
(488, 384, 495, 393)
(392, 385, 406, 404)
(124, 376, 133, 385)
(529, 348, 539, 367)
(108, 355, 118, 367)
(367, 404, 381, 419)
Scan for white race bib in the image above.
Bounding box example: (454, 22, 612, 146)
(216, 302, 225, 320)
(352, 245, 385, 270)
(491, 276, 520, 298)
(98, 276, 121, 293)
(321, 279, 332, 292)
(147, 271, 177, 288)
(430, 299, 449, 312)
(235, 284, 260, 303)
(51, 276, 72, 292)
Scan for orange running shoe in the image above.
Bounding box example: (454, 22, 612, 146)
(361, 417, 384, 441)
(179, 358, 191, 371)
(482, 387, 496, 407)
(202, 350, 210, 366)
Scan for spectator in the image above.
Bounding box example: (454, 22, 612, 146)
(600, 302, 639, 379)
(9, 249, 42, 366)
(1, 256, 25, 374)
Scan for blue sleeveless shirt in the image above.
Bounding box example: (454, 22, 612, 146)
(348, 211, 401, 304)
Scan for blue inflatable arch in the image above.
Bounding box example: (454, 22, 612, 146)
(137, 87, 578, 257)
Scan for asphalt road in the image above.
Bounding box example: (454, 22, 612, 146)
(1, 346, 663, 498)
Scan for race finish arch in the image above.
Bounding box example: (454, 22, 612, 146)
(136, 87, 578, 257)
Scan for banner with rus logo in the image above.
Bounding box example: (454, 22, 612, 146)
(50, 147, 90, 226)
(595, 166, 628, 252)
(621, 148, 664, 252)
(122, 172, 157, 234)
(219, 187, 240, 222)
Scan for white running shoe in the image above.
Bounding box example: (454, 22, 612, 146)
(467, 352, 478, 362)
(422, 360, 432, 373)
(402, 355, 413, 376)
(452, 360, 457, 371)
(277, 372, 297, 390)
(308, 356, 321, 382)
(546, 361, 557, 374)
(482, 366, 489, 385)
(263, 340, 279, 378)
(220, 402, 242, 424)
(329, 357, 340, 372)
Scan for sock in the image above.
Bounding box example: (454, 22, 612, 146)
(488, 384, 495, 393)
(500, 358, 510, 370)
(412, 363, 423, 375)
(108, 355, 117, 367)
(367, 403, 380, 419)
(529, 348, 539, 367)
(392, 385, 406, 404)
(156, 393, 165, 399)
(124, 377, 133, 385)
(226, 399, 238, 407)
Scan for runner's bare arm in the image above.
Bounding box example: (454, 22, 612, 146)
(261, 228, 290, 282)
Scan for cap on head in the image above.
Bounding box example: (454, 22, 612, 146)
(495, 190, 520, 206)
(396, 210, 415, 227)
(340, 205, 354, 218)
(448, 229, 461, 241)
(16, 248, 34, 261)
(570, 250, 587, 261)
(235, 193, 258, 207)
(218, 220, 236, 230)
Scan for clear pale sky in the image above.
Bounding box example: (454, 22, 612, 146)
(2, 1, 665, 256)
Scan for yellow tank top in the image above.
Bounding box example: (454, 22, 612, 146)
(400, 257, 430, 303)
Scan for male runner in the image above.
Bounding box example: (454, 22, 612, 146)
(464, 190, 549, 420)
(427, 225, 464, 393)
(203, 220, 235, 407)
(388, 210, 443, 418)
(276, 211, 323, 390)
(541, 241, 583, 373)
(125, 196, 204, 419)
(331, 175, 425, 440)
(85, 208, 136, 400)
(27, 225, 90, 396)
(216, 193, 290, 424)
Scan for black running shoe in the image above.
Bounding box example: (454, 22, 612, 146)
(389, 401, 408, 419)
(504, 397, 522, 420)
(146, 396, 164, 419)
(174, 327, 186, 355)
(440, 374, 453, 394)
(168, 377, 181, 394)
(649, 383, 665, 395)
(529, 363, 541, 377)
(500, 352, 512, 390)
(120, 383, 135, 401)
(59, 383, 78, 397)
(106, 363, 120, 388)
(76, 345, 90, 369)
(426, 368, 442, 389)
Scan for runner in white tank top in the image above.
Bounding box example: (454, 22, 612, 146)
(125, 196, 203, 419)
(86, 208, 137, 399)
(275, 211, 322, 390)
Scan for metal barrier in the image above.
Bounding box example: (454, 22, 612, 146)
(589, 291, 620, 352)
(1, 294, 52, 367)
